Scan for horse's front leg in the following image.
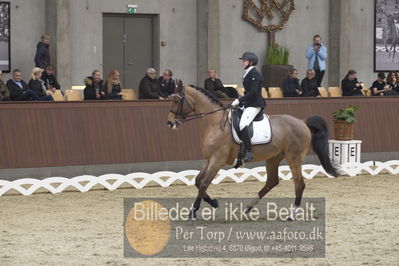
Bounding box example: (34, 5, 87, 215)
(190, 159, 225, 219)
(195, 161, 219, 208)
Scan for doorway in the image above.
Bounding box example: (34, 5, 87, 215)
(103, 14, 159, 90)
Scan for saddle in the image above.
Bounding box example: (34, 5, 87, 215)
(230, 108, 272, 146)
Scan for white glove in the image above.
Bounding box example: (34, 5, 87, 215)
(231, 99, 240, 107)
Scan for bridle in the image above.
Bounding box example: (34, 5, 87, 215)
(169, 88, 231, 126)
(169, 93, 196, 124)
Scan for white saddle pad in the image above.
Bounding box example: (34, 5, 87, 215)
(231, 114, 272, 145)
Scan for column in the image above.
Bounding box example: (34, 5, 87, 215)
(328, 0, 341, 86)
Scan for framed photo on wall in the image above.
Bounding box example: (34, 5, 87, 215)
(375, 0, 399, 72)
(0, 2, 10, 73)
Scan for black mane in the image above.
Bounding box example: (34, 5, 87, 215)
(188, 85, 225, 108)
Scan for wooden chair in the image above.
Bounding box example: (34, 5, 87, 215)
(236, 87, 245, 97)
(52, 90, 64, 101)
(71, 85, 85, 90)
(361, 85, 371, 96)
(269, 87, 283, 98)
(223, 84, 238, 89)
(261, 87, 269, 98)
(318, 87, 329, 97)
(65, 89, 83, 101)
(121, 89, 137, 100)
(328, 87, 342, 97)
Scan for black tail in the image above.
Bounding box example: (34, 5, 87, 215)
(306, 116, 340, 177)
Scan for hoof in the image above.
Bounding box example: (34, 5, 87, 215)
(189, 208, 197, 220)
(210, 199, 219, 209)
(244, 206, 253, 214)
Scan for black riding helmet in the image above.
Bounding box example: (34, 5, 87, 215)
(239, 52, 258, 66)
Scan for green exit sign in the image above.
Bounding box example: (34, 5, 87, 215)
(127, 5, 137, 14)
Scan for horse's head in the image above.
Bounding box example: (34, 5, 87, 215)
(167, 80, 195, 129)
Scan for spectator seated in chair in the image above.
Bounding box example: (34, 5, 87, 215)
(139, 68, 163, 100)
(42, 65, 61, 91)
(371, 72, 388, 96)
(84, 70, 106, 100)
(386, 72, 399, 95)
(159, 69, 176, 99)
(283, 69, 303, 97)
(204, 68, 229, 98)
(301, 69, 321, 97)
(0, 70, 10, 101)
(104, 69, 122, 100)
(372, 72, 399, 96)
(7, 69, 45, 101)
(28, 67, 54, 101)
(341, 69, 363, 96)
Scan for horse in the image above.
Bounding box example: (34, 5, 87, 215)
(167, 82, 340, 219)
(385, 14, 399, 61)
(389, 25, 399, 61)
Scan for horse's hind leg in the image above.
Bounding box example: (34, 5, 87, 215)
(195, 161, 218, 208)
(388, 43, 394, 58)
(286, 154, 307, 221)
(285, 149, 307, 221)
(245, 153, 284, 213)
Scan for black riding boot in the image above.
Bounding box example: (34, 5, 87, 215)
(240, 126, 253, 162)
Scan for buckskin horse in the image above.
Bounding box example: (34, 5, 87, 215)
(167, 82, 339, 219)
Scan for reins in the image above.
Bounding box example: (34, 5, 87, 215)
(179, 106, 230, 123)
(170, 84, 234, 130)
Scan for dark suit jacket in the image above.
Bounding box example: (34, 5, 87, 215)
(6, 79, 29, 100)
(238, 67, 265, 108)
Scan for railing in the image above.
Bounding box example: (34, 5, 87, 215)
(0, 97, 397, 169)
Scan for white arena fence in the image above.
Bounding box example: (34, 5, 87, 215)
(0, 161, 398, 197)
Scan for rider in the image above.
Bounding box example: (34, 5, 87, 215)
(231, 52, 265, 162)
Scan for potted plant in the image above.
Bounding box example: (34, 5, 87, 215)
(332, 105, 359, 140)
(262, 44, 294, 91)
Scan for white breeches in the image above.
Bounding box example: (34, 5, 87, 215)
(239, 107, 262, 130)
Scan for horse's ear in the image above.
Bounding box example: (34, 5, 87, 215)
(177, 79, 184, 95)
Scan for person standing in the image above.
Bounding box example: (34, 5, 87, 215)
(35, 34, 50, 69)
(306, 34, 328, 87)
